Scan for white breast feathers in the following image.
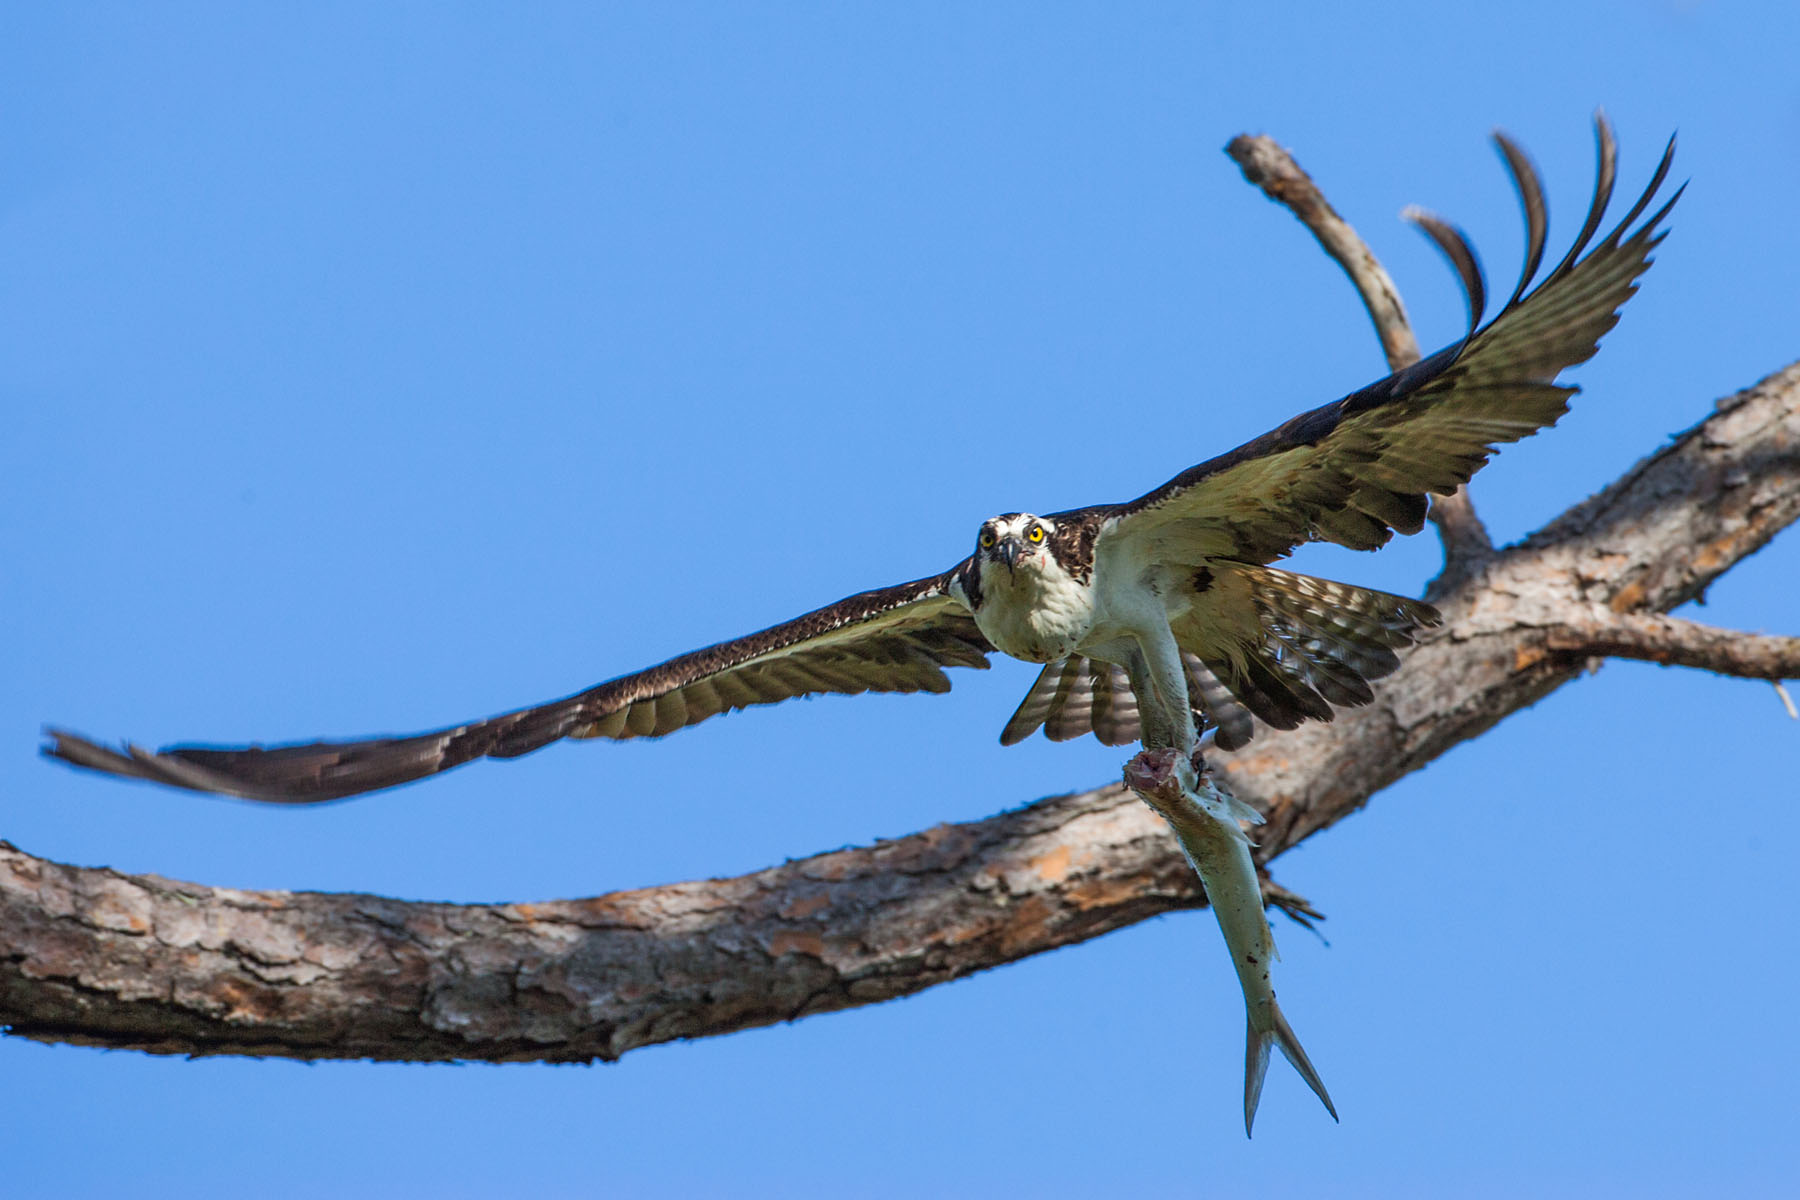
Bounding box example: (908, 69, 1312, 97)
(973, 554, 1094, 663)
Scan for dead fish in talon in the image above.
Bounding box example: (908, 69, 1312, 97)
(1125, 749, 1337, 1136)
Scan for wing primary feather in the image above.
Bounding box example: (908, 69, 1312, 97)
(1402, 208, 1486, 336)
(1612, 143, 1677, 250)
(1492, 130, 1549, 314)
(1543, 112, 1620, 287)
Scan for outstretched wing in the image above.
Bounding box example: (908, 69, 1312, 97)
(44, 570, 990, 803)
(1095, 115, 1680, 563)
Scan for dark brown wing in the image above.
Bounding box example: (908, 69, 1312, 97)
(44, 570, 990, 803)
(1093, 115, 1680, 563)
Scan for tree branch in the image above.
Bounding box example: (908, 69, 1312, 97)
(1423, 489, 1496, 590)
(6, 359, 1796, 1063)
(1521, 611, 1800, 681)
(1225, 134, 1422, 370)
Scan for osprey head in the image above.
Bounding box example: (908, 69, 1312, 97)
(976, 513, 1053, 575)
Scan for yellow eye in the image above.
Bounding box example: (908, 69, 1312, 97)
(979, 530, 996, 549)
(1028, 525, 1045, 543)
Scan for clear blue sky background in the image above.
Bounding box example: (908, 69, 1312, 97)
(5, 4, 1797, 1197)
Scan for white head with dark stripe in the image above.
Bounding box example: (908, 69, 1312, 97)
(967, 512, 1093, 662)
(976, 513, 1056, 576)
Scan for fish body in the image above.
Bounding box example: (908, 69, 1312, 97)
(1124, 749, 1337, 1136)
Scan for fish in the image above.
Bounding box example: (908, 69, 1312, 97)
(1124, 747, 1337, 1136)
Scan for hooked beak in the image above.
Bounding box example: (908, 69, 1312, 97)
(997, 536, 1024, 571)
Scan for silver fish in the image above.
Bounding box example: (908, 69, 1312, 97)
(1124, 748, 1336, 1136)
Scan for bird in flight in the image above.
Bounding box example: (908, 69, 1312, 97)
(46, 117, 1677, 805)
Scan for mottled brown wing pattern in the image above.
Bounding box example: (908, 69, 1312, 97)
(43, 572, 991, 803)
(1097, 115, 1679, 565)
(1171, 565, 1441, 750)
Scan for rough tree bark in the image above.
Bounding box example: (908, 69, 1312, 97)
(5, 136, 1797, 1066)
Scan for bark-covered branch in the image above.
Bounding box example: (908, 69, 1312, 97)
(5, 359, 1796, 1063)
(1226, 133, 1422, 369)
(1522, 612, 1800, 681)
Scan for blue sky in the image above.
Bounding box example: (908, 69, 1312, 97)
(5, 3, 1797, 1196)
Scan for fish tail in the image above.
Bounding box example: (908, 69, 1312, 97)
(1243, 998, 1339, 1137)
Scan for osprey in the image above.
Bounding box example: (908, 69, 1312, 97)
(46, 119, 1677, 801)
